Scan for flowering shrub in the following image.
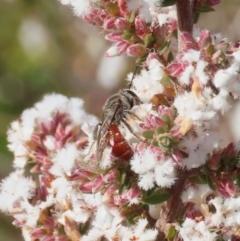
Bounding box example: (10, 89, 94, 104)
(2, 0, 240, 241)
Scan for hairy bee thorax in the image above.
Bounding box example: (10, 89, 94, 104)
(102, 89, 141, 124)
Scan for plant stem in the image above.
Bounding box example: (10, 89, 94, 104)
(176, 0, 195, 51)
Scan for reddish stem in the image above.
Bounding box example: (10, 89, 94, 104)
(176, 0, 195, 51)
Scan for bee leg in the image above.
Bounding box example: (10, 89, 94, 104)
(128, 64, 140, 89)
(121, 119, 145, 141)
(93, 122, 102, 141)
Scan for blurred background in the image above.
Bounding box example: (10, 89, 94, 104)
(0, 0, 240, 240)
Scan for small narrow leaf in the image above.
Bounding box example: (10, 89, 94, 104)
(167, 51, 174, 63)
(206, 175, 216, 191)
(162, 114, 172, 129)
(143, 130, 154, 139)
(162, 0, 177, 7)
(189, 174, 208, 184)
(142, 189, 170, 204)
(167, 225, 177, 239)
(156, 127, 165, 134)
(160, 75, 172, 85)
(195, 6, 215, 13)
(123, 30, 134, 40)
(144, 34, 154, 47)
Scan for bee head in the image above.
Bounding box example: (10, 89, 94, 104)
(121, 89, 141, 108)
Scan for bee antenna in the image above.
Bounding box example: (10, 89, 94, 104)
(128, 65, 140, 89)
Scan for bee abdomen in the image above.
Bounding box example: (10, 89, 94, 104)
(108, 124, 133, 161)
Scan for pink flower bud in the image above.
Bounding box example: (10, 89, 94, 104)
(140, 114, 165, 130)
(92, 176, 104, 193)
(103, 17, 116, 30)
(223, 143, 236, 157)
(207, 0, 222, 6)
(166, 19, 177, 34)
(114, 195, 126, 205)
(105, 183, 117, 196)
(208, 152, 221, 170)
(105, 41, 129, 57)
(118, 0, 128, 16)
(43, 217, 55, 229)
(127, 43, 146, 57)
(135, 16, 148, 38)
(132, 141, 147, 153)
(31, 227, 46, 238)
(217, 175, 236, 198)
(115, 18, 129, 30)
(167, 61, 187, 76)
(157, 105, 174, 119)
(198, 30, 211, 48)
(145, 53, 161, 66)
(171, 150, 182, 164)
(103, 169, 119, 183)
(180, 32, 198, 51)
(79, 181, 93, 192)
(105, 33, 123, 42)
(120, 186, 140, 201)
(35, 185, 48, 200)
(70, 168, 94, 181)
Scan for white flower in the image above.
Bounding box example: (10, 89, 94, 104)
(178, 218, 217, 241)
(157, 7, 177, 26)
(50, 143, 79, 176)
(179, 65, 195, 85)
(0, 170, 35, 213)
(179, 130, 220, 169)
(58, 0, 92, 16)
(131, 147, 176, 190)
(131, 60, 164, 102)
(181, 185, 213, 216)
(126, 0, 152, 22)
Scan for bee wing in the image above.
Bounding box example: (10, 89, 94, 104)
(96, 106, 118, 162)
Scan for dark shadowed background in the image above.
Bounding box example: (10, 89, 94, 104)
(0, 0, 239, 240)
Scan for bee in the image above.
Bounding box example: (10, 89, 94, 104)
(96, 88, 141, 162)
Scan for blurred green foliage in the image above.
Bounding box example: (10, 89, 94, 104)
(0, 0, 240, 240)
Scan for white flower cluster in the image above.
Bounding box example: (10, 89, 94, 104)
(1, 93, 159, 240)
(7, 93, 97, 168)
(59, 0, 164, 20)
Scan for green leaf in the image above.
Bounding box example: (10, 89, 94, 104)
(160, 75, 172, 86)
(119, 171, 130, 194)
(167, 51, 174, 63)
(144, 34, 154, 47)
(162, 114, 172, 129)
(142, 189, 170, 204)
(195, 6, 215, 13)
(162, 0, 177, 7)
(107, 3, 119, 16)
(206, 44, 215, 55)
(167, 225, 176, 239)
(193, 12, 200, 24)
(206, 175, 216, 191)
(156, 127, 165, 134)
(136, 55, 147, 64)
(123, 30, 134, 40)
(143, 130, 154, 139)
(79, 221, 90, 235)
(158, 39, 171, 55)
(152, 140, 159, 147)
(189, 174, 208, 184)
(129, 11, 136, 23)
